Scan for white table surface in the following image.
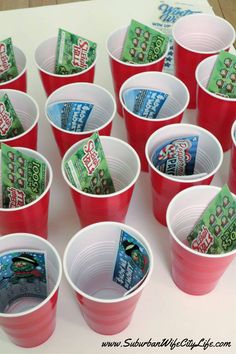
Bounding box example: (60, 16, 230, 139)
(0, 0, 235, 353)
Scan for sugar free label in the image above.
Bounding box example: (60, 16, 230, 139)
(47, 101, 94, 132)
(0, 250, 48, 313)
(123, 88, 168, 118)
(113, 230, 149, 291)
(152, 136, 199, 176)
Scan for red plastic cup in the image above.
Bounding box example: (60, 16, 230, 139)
(119, 71, 189, 172)
(145, 123, 223, 226)
(61, 136, 140, 227)
(63, 221, 153, 334)
(228, 120, 236, 193)
(34, 37, 97, 96)
(196, 55, 236, 152)
(0, 89, 39, 150)
(45, 83, 115, 157)
(0, 233, 62, 347)
(0, 148, 53, 238)
(172, 14, 235, 109)
(0, 46, 27, 92)
(166, 185, 236, 295)
(107, 25, 168, 117)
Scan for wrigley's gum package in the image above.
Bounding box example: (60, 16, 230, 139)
(207, 51, 236, 98)
(152, 136, 199, 176)
(120, 19, 169, 64)
(64, 132, 115, 194)
(1, 144, 47, 208)
(0, 38, 18, 83)
(55, 28, 97, 75)
(122, 88, 168, 118)
(187, 185, 236, 254)
(0, 94, 24, 139)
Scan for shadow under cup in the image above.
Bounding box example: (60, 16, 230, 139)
(166, 186, 236, 295)
(0, 233, 62, 348)
(61, 136, 140, 227)
(63, 222, 153, 335)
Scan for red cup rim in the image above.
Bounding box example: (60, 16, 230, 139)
(196, 55, 236, 102)
(231, 120, 236, 146)
(0, 45, 27, 88)
(61, 136, 140, 198)
(119, 71, 190, 122)
(0, 233, 62, 318)
(145, 123, 223, 183)
(34, 37, 97, 78)
(0, 147, 53, 212)
(0, 89, 39, 143)
(172, 14, 236, 55)
(63, 221, 153, 304)
(166, 185, 236, 258)
(45, 82, 116, 136)
(106, 25, 169, 67)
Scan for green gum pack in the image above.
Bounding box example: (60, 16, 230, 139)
(120, 19, 169, 64)
(0, 94, 24, 140)
(187, 185, 236, 254)
(1, 144, 47, 208)
(207, 51, 236, 98)
(64, 132, 115, 195)
(0, 38, 18, 83)
(55, 28, 97, 75)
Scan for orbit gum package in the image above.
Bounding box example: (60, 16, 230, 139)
(0, 38, 18, 83)
(120, 19, 169, 64)
(64, 132, 115, 194)
(1, 144, 47, 208)
(207, 51, 236, 98)
(122, 88, 168, 118)
(0, 94, 24, 139)
(55, 28, 97, 75)
(187, 185, 236, 254)
(0, 249, 48, 313)
(113, 229, 149, 293)
(152, 136, 199, 176)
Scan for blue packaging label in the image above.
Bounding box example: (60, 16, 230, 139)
(0, 250, 48, 313)
(47, 101, 94, 132)
(123, 88, 168, 118)
(152, 136, 199, 176)
(113, 230, 149, 291)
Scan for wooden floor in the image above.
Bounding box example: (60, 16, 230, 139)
(0, 0, 235, 34)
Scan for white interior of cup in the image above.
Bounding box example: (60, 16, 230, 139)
(62, 136, 140, 196)
(166, 185, 236, 258)
(119, 71, 189, 120)
(0, 233, 61, 316)
(173, 14, 235, 53)
(146, 123, 223, 182)
(0, 148, 52, 210)
(64, 222, 152, 301)
(0, 89, 39, 143)
(0, 46, 26, 87)
(45, 83, 115, 133)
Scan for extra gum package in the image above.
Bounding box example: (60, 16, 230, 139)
(0, 94, 24, 139)
(0, 38, 18, 83)
(64, 132, 115, 195)
(120, 19, 169, 64)
(55, 28, 97, 75)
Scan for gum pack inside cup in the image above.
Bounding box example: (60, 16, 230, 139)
(173, 14, 235, 53)
(45, 83, 115, 134)
(0, 89, 39, 144)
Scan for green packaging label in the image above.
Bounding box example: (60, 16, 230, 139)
(0, 38, 18, 83)
(187, 185, 236, 254)
(207, 51, 236, 98)
(55, 28, 97, 75)
(0, 94, 24, 139)
(120, 19, 169, 64)
(1, 144, 47, 208)
(64, 132, 115, 194)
